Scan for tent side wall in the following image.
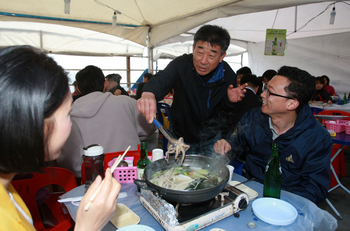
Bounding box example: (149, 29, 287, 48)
(248, 32, 350, 96)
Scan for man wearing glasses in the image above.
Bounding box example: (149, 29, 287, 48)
(214, 66, 332, 204)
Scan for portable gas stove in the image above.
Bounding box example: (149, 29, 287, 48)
(140, 184, 249, 231)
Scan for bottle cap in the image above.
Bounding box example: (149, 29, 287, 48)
(83, 145, 104, 156)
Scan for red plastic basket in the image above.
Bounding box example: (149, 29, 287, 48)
(345, 124, 350, 135)
(325, 120, 348, 133)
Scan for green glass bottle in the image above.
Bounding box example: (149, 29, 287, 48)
(263, 143, 282, 199)
(136, 142, 151, 192)
(342, 93, 347, 105)
(272, 38, 278, 55)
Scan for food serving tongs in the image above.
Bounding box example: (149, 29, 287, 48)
(153, 118, 189, 165)
(153, 117, 177, 147)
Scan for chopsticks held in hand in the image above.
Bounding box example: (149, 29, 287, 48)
(84, 145, 131, 211)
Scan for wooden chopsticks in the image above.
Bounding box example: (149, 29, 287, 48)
(84, 145, 131, 211)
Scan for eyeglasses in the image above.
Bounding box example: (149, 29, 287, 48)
(265, 88, 293, 100)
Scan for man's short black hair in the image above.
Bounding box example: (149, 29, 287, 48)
(262, 69, 277, 81)
(143, 73, 153, 81)
(76, 65, 105, 95)
(277, 66, 315, 113)
(240, 74, 259, 88)
(194, 25, 230, 55)
(237, 66, 252, 75)
(106, 73, 122, 84)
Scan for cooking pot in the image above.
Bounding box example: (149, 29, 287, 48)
(134, 154, 229, 204)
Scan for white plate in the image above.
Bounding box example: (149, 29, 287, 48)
(228, 181, 258, 201)
(117, 224, 155, 231)
(252, 198, 297, 226)
(314, 115, 349, 120)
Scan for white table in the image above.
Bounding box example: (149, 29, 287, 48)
(310, 102, 350, 113)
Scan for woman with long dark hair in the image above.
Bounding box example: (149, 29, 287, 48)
(0, 46, 120, 230)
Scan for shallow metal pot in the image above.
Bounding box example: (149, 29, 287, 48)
(135, 154, 229, 204)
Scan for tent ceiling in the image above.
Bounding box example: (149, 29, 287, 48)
(0, 0, 349, 57)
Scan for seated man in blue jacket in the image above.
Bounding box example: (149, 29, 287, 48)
(214, 66, 332, 204)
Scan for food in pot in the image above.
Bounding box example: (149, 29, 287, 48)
(149, 166, 223, 191)
(165, 137, 190, 165)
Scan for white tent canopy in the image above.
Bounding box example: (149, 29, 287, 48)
(1, 0, 350, 94)
(2, 0, 349, 53)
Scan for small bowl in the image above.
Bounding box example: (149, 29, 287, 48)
(117, 224, 155, 231)
(252, 198, 297, 226)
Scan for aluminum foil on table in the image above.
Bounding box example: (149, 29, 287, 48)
(141, 188, 179, 227)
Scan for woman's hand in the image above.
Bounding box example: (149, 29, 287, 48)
(75, 168, 121, 231)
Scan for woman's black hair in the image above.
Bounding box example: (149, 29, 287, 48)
(315, 76, 325, 85)
(0, 46, 69, 174)
(322, 75, 330, 85)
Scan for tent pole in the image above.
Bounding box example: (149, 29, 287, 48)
(148, 46, 153, 74)
(147, 28, 154, 74)
(294, 6, 297, 32)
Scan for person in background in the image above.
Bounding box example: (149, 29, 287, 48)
(256, 76, 264, 95)
(236, 66, 252, 86)
(322, 75, 337, 96)
(72, 80, 82, 102)
(57, 65, 157, 179)
(163, 88, 174, 106)
(220, 74, 262, 138)
(311, 76, 332, 105)
(136, 73, 153, 100)
(0, 45, 121, 230)
(214, 66, 332, 204)
(137, 25, 247, 155)
(104, 73, 129, 96)
(262, 69, 277, 88)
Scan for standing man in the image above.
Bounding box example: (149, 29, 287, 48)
(214, 66, 332, 204)
(137, 25, 246, 155)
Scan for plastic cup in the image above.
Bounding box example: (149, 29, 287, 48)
(226, 165, 234, 181)
(152, 148, 164, 162)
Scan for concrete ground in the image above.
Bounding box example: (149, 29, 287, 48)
(317, 146, 350, 231)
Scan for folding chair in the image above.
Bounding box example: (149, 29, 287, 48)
(157, 102, 172, 151)
(12, 167, 77, 231)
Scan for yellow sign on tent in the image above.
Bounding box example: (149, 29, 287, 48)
(265, 29, 286, 56)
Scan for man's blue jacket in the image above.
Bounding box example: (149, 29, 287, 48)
(227, 104, 332, 204)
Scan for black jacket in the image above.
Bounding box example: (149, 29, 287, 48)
(221, 87, 262, 138)
(312, 89, 332, 102)
(136, 82, 146, 100)
(143, 54, 237, 144)
(227, 104, 332, 204)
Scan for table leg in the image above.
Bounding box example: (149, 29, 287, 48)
(327, 145, 349, 220)
(328, 145, 350, 194)
(326, 199, 343, 220)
